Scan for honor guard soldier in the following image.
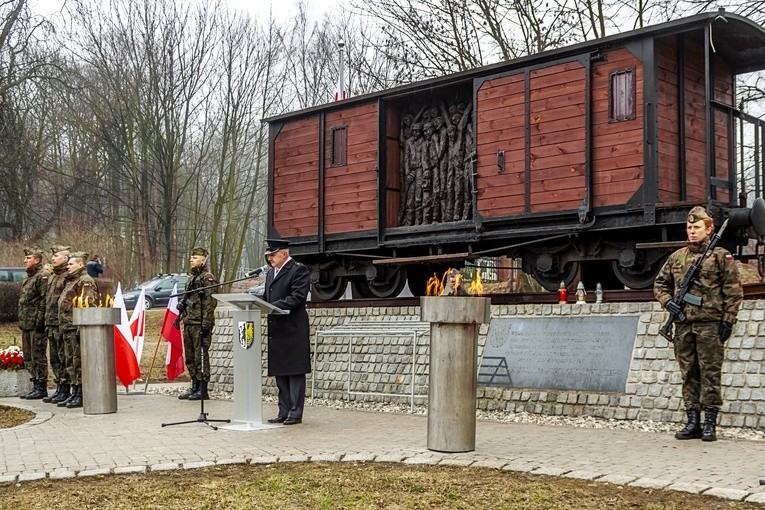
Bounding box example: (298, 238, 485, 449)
(654, 206, 743, 441)
(43, 245, 72, 404)
(18, 247, 49, 399)
(57, 251, 98, 409)
(176, 247, 218, 401)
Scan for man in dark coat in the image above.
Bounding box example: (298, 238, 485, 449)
(263, 239, 311, 425)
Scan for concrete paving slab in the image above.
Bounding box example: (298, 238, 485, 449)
(1, 393, 765, 502)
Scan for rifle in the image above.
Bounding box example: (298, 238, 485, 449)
(659, 219, 729, 341)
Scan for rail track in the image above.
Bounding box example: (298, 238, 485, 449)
(307, 284, 765, 309)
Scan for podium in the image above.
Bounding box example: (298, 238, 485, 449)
(213, 293, 288, 431)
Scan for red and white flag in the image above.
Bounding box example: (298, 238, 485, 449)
(333, 86, 346, 102)
(129, 287, 146, 362)
(113, 283, 141, 387)
(161, 284, 185, 381)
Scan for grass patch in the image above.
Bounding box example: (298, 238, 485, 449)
(0, 462, 761, 510)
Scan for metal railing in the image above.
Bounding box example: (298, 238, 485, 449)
(312, 319, 430, 412)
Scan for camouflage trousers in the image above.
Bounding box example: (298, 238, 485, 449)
(183, 324, 211, 382)
(61, 329, 82, 385)
(673, 322, 724, 410)
(47, 327, 68, 384)
(21, 328, 48, 381)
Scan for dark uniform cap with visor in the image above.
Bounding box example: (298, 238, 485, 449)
(265, 239, 291, 255)
(687, 206, 711, 223)
(190, 247, 209, 257)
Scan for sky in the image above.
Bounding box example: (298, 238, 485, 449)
(29, 0, 343, 22)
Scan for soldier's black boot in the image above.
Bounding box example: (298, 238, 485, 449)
(58, 384, 77, 407)
(43, 382, 61, 403)
(178, 379, 198, 400)
(20, 378, 37, 399)
(66, 385, 83, 409)
(701, 407, 718, 442)
(188, 380, 209, 401)
(26, 380, 48, 400)
(675, 409, 703, 440)
(51, 384, 70, 404)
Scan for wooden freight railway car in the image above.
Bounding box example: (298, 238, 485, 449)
(266, 11, 765, 299)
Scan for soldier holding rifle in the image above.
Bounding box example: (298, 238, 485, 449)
(654, 206, 743, 442)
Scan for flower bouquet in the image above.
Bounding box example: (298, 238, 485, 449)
(0, 346, 23, 371)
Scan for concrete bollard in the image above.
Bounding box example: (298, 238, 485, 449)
(420, 296, 491, 452)
(73, 308, 120, 415)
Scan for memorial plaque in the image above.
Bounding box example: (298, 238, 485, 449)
(478, 316, 638, 392)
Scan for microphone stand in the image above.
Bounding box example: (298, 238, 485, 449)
(161, 270, 266, 430)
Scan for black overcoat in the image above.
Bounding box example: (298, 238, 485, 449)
(264, 258, 311, 376)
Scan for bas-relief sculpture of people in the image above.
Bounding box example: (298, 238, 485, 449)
(399, 98, 473, 226)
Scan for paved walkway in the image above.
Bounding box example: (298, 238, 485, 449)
(1, 391, 765, 504)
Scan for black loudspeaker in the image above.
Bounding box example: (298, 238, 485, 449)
(728, 197, 765, 238)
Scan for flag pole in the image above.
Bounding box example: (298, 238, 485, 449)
(338, 39, 345, 101)
(142, 330, 163, 393)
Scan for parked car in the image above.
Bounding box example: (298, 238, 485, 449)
(123, 273, 188, 310)
(246, 282, 265, 298)
(0, 267, 26, 283)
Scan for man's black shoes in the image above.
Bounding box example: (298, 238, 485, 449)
(267, 416, 287, 424)
(283, 417, 302, 425)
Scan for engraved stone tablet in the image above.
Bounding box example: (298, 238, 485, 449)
(479, 316, 638, 392)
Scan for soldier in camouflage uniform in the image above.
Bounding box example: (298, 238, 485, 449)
(43, 246, 72, 404)
(176, 247, 218, 401)
(57, 251, 98, 409)
(654, 206, 743, 442)
(17, 247, 49, 399)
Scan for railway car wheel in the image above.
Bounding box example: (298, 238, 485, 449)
(311, 276, 348, 301)
(529, 262, 578, 292)
(354, 267, 408, 299)
(350, 280, 375, 298)
(612, 259, 666, 290)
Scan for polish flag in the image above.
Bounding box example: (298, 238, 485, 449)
(161, 284, 185, 381)
(113, 284, 141, 387)
(129, 287, 146, 363)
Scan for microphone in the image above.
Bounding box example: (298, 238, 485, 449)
(245, 265, 269, 278)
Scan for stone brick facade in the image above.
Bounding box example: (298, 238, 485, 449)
(209, 300, 765, 429)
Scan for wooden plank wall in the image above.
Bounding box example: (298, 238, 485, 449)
(477, 52, 647, 218)
(656, 37, 734, 204)
(529, 61, 586, 211)
(656, 37, 681, 202)
(324, 103, 379, 234)
(475, 73, 526, 216)
(272, 116, 320, 238)
(713, 56, 734, 204)
(591, 48, 644, 207)
(476, 62, 588, 217)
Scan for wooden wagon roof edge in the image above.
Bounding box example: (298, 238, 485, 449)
(263, 11, 765, 124)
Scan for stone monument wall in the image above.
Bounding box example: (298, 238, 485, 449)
(209, 301, 765, 429)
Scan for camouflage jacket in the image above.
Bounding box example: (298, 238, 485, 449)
(57, 267, 98, 331)
(181, 266, 217, 330)
(653, 242, 743, 324)
(18, 263, 47, 330)
(44, 262, 69, 327)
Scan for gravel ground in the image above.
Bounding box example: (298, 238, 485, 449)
(149, 385, 765, 442)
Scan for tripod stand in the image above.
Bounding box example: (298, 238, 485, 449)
(161, 273, 244, 430)
(161, 268, 270, 429)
